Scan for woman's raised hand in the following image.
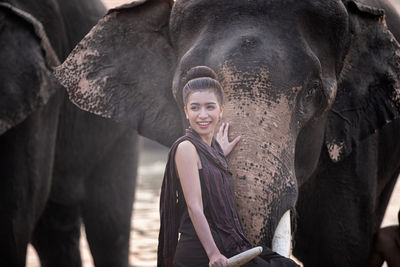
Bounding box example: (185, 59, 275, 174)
(216, 123, 241, 156)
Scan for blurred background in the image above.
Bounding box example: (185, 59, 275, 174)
(26, 0, 400, 266)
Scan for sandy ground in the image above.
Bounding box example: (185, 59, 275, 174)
(26, 0, 400, 266)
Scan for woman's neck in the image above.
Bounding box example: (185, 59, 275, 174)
(200, 133, 213, 146)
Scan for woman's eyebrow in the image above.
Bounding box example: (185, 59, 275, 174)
(189, 102, 217, 105)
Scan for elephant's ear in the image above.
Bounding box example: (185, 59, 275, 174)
(0, 3, 60, 135)
(54, 0, 183, 147)
(325, 0, 400, 162)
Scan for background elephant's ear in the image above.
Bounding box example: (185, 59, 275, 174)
(0, 3, 60, 135)
(325, 0, 400, 162)
(54, 0, 182, 147)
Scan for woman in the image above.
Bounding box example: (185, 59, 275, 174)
(158, 66, 299, 267)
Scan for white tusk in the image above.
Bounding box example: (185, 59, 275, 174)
(227, 246, 263, 267)
(271, 210, 291, 257)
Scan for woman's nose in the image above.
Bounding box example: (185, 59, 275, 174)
(199, 108, 208, 118)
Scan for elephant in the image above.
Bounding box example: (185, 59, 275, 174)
(55, 0, 400, 266)
(0, 0, 139, 266)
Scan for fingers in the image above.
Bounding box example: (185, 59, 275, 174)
(210, 259, 227, 267)
(225, 136, 240, 156)
(209, 254, 228, 267)
(223, 122, 229, 137)
(218, 122, 225, 137)
(231, 135, 241, 146)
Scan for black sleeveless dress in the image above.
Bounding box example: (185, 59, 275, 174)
(173, 168, 224, 266)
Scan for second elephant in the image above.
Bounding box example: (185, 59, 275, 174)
(0, 0, 140, 266)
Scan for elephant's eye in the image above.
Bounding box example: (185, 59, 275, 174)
(305, 80, 322, 100)
(297, 78, 328, 120)
(303, 78, 330, 115)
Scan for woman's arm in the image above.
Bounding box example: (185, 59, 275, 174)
(216, 123, 240, 157)
(175, 141, 227, 267)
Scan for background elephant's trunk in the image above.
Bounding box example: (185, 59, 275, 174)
(220, 65, 299, 246)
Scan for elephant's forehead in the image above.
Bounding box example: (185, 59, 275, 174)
(171, 0, 346, 26)
(219, 61, 301, 106)
(172, 0, 335, 13)
(220, 63, 272, 98)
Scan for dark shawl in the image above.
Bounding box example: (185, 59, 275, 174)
(157, 128, 251, 267)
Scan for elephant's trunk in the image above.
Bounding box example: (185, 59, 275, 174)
(220, 65, 298, 247)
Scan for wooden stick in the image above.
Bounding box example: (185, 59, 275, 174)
(226, 246, 263, 267)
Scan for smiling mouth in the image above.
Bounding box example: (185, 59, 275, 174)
(197, 121, 211, 128)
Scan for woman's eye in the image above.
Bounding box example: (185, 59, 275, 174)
(191, 106, 199, 110)
(207, 105, 215, 110)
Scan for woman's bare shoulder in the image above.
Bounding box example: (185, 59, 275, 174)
(176, 141, 201, 168)
(176, 140, 196, 153)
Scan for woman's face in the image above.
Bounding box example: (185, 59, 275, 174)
(184, 90, 223, 141)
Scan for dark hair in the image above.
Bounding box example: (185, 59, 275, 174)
(182, 66, 224, 106)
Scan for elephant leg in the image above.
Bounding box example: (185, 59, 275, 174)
(32, 201, 82, 267)
(0, 95, 60, 266)
(83, 130, 138, 267)
(295, 135, 379, 267)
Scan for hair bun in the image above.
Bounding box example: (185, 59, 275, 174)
(185, 66, 217, 82)
(182, 66, 224, 105)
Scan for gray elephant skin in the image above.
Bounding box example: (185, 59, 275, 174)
(0, 0, 140, 266)
(56, 0, 400, 266)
